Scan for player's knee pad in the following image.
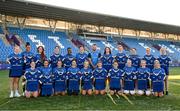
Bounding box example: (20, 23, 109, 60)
(130, 90, 135, 95)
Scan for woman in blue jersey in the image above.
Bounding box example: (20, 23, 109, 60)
(67, 59, 81, 95)
(115, 44, 128, 70)
(76, 46, 88, 69)
(158, 47, 171, 95)
(93, 60, 107, 95)
(80, 61, 93, 95)
(24, 61, 41, 98)
(137, 60, 151, 96)
(123, 59, 136, 95)
(101, 47, 114, 72)
(39, 60, 54, 96)
(22, 42, 35, 96)
(35, 46, 46, 68)
(7, 45, 23, 98)
(53, 60, 67, 95)
(108, 61, 123, 95)
(49, 46, 63, 69)
(63, 47, 75, 70)
(151, 60, 166, 97)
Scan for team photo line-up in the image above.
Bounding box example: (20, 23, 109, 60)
(7, 42, 171, 98)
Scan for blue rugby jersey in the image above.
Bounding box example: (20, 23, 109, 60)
(7, 52, 24, 70)
(80, 68, 93, 90)
(143, 54, 156, 70)
(62, 54, 75, 70)
(157, 55, 171, 75)
(108, 68, 123, 89)
(101, 54, 114, 71)
(115, 52, 128, 69)
(22, 51, 35, 69)
(129, 55, 141, 69)
(76, 52, 88, 69)
(49, 54, 63, 69)
(24, 68, 41, 91)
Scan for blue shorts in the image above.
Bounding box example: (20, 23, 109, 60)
(95, 79, 106, 90)
(68, 79, 79, 91)
(82, 81, 92, 90)
(54, 81, 66, 92)
(137, 80, 147, 90)
(110, 79, 121, 90)
(124, 80, 134, 90)
(153, 81, 164, 92)
(9, 68, 23, 78)
(41, 84, 53, 96)
(26, 81, 39, 92)
(164, 68, 169, 75)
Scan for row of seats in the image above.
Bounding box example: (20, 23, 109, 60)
(0, 27, 180, 65)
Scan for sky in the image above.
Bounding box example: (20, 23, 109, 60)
(25, 0, 180, 26)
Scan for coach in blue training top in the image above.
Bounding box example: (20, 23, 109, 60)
(88, 44, 101, 69)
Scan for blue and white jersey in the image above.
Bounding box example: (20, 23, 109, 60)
(137, 67, 150, 90)
(151, 68, 166, 92)
(53, 67, 67, 82)
(80, 68, 93, 82)
(76, 52, 88, 69)
(49, 54, 63, 69)
(24, 68, 41, 92)
(39, 67, 53, 84)
(101, 54, 114, 71)
(93, 68, 107, 80)
(93, 67, 107, 90)
(108, 68, 123, 80)
(67, 67, 81, 80)
(63, 54, 75, 70)
(143, 54, 156, 70)
(137, 67, 150, 80)
(108, 68, 123, 89)
(7, 53, 24, 70)
(129, 55, 141, 69)
(67, 67, 81, 91)
(24, 68, 41, 82)
(88, 50, 101, 66)
(34, 54, 46, 68)
(22, 51, 35, 70)
(80, 68, 93, 90)
(157, 55, 171, 75)
(123, 66, 136, 81)
(150, 68, 166, 82)
(115, 51, 128, 69)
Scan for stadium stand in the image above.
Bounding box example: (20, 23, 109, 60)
(0, 26, 180, 68)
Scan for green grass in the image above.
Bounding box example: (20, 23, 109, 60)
(0, 67, 180, 110)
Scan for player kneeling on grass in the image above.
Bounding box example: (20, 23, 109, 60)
(24, 61, 41, 98)
(93, 60, 108, 95)
(108, 61, 123, 95)
(137, 60, 151, 96)
(53, 60, 67, 95)
(80, 61, 93, 95)
(151, 60, 166, 97)
(39, 60, 54, 96)
(67, 59, 81, 95)
(123, 59, 136, 95)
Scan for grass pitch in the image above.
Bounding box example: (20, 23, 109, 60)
(0, 67, 180, 110)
